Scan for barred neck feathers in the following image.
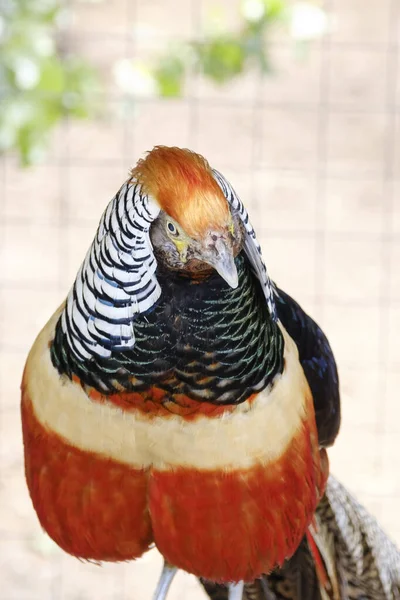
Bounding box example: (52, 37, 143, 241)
(60, 181, 161, 360)
(212, 168, 277, 321)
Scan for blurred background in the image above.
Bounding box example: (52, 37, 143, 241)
(0, 0, 399, 598)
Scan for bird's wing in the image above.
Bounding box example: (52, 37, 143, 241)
(273, 286, 340, 447)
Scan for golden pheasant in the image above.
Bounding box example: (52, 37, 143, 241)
(21, 146, 340, 599)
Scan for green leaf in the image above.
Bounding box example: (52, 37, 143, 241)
(154, 55, 185, 97)
(265, 0, 286, 20)
(37, 58, 65, 93)
(196, 38, 245, 83)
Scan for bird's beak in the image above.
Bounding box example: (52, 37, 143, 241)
(203, 237, 239, 289)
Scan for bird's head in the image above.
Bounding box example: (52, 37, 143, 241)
(131, 146, 244, 288)
(56, 145, 275, 361)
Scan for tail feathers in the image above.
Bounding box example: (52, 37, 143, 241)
(306, 528, 329, 592)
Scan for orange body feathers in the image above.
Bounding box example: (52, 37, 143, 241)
(21, 309, 328, 582)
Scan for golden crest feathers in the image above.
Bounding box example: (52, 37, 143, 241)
(131, 146, 229, 237)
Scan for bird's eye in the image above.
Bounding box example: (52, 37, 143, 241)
(167, 221, 179, 236)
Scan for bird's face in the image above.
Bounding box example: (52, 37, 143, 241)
(150, 209, 244, 288)
(132, 146, 245, 288)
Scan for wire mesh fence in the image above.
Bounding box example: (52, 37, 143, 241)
(0, 0, 400, 598)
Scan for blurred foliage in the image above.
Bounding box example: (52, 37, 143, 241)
(0, 0, 325, 164)
(0, 0, 98, 165)
(153, 0, 286, 97)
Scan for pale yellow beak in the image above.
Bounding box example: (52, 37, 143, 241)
(203, 237, 239, 289)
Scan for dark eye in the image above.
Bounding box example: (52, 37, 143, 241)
(167, 221, 178, 236)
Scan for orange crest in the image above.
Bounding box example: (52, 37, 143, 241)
(131, 146, 230, 238)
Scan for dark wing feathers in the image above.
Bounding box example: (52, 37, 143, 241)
(273, 286, 340, 447)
